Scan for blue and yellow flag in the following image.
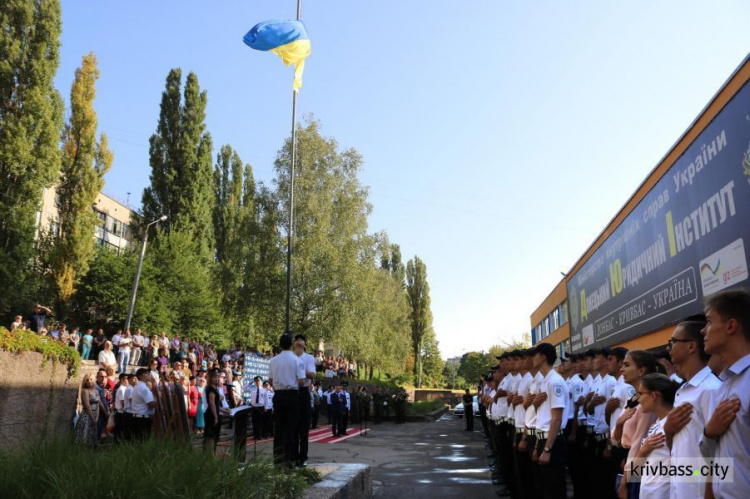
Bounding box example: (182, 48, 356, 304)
(243, 20, 311, 91)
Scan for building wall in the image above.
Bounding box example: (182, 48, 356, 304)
(38, 187, 137, 253)
(530, 56, 750, 353)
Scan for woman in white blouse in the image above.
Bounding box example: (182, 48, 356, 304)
(634, 373, 680, 499)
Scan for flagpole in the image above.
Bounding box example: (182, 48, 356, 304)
(285, 0, 302, 335)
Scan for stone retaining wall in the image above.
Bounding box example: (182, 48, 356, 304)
(0, 351, 84, 451)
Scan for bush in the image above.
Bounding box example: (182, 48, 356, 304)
(0, 327, 81, 377)
(0, 438, 312, 498)
(407, 400, 446, 415)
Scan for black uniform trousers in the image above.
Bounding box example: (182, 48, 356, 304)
(250, 406, 264, 440)
(464, 408, 474, 430)
(532, 434, 568, 499)
(312, 403, 320, 429)
(294, 387, 311, 464)
(272, 389, 299, 466)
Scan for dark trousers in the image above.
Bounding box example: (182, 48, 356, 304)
(263, 410, 274, 437)
(232, 409, 250, 461)
(295, 388, 311, 464)
(250, 407, 264, 440)
(113, 412, 131, 443)
(342, 408, 349, 433)
(312, 404, 320, 429)
(590, 437, 615, 498)
(331, 408, 343, 436)
(570, 424, 590, 499)
(465, 409, 474, 430)
(524, 434, 541, 499)
(130, 416, 152, 441)
(272, 390, 299, 466)
(533, 435, 568, 499)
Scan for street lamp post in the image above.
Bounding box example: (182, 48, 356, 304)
(124, 215, 167, 332)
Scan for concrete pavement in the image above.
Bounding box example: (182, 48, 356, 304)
(304, 413, 495, 498)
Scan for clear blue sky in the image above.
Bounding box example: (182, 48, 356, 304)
(56, 1, 750, 359)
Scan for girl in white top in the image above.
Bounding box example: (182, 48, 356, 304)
(634, 373, 680, 499)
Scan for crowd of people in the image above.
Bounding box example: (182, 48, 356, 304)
(477, 288, 749, 499)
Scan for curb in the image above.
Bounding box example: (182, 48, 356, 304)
(305, 463, 371, 499)
(406, 406, 448, 422)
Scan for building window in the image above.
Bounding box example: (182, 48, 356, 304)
(552, 308, 560, 331)
(111, 219, 120, 237)
(94, 210, 106, 227)
(121, 224, 132, 242)
(560, 301, 568, 326)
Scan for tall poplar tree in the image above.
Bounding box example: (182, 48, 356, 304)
(0, 0, 64, 316)
(406, 255, 435, 388)
(52, 52, 113, 313)
(273, 118, 372, 347)
(142, 69, 214, 256)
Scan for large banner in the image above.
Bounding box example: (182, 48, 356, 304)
(567, 80, 750, 352)
(242, 353, 271, 400)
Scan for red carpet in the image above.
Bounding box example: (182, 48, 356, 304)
(219, 423, 370, 447)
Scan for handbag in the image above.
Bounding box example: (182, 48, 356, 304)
(106, 411, 116, 435)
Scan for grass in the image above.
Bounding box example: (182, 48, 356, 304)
(407, 400, 446, 415)
(0, 438, 314, 498)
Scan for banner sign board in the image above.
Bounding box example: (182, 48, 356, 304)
(242, 353, 271, 400)
(567, 81, 750, 352)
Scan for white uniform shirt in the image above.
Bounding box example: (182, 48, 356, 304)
(536, 369, 568, 432)
(344, 391, 351, 410)
(130, 381, 155, 416)
(670, 366, 720, 499)
(567, 375, 585, 421)
(298, 351, 316, 377)
(701, 354, 750, 499)
(640, 417, 671, 499)
(487, 388, 498, 420)
(609, 375, 636, 435)
(265, 389, 274, 410)
(593, 373, 617, 433)
(115, 384, 129, 411)
(269, 350, 305, 390)
(587, 374, 602, 427)
(514, 372, 533, 429)
(124, 385, 133, 412)
(248, 385, 268, 408)
(494, 376, 510, 419)
(524, 372, 543, 429)
(507, 373, 520, 420)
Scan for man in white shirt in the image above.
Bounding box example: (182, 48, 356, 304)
(263, 381, 275, 438)
(130, 368, 156, 440)
(531, 342, 569, 498)
(114, 373, 130, 443)
(269, 333, 305, 467)
(700, 290, 750, 499)
(584, 348, 617, 497)
(566, 353, 588, 499)
(131, 328, 144, 367)
(661, 318, 721, 499)
(111, 329, 122, 358)
(118, 330, 133, 373)
(247, 375, 267, 441)
(293, 334, 317, 466)
(512, 349, 535, 499)
(519, 354, 542, 497)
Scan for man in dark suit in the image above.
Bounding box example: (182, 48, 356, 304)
(329, 385, 345, 437)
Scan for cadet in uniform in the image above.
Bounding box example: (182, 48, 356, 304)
(462, 388, 474, 431)
(268, 333, 305, 467)
(329, 385, 345, 436)
(293, 334, 316, 466)
(341, 381, 351, 433)
(247, 375, 267, 441)
(531, 343, 569, 499)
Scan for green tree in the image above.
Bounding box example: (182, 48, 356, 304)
(0, 0, 64, 317)
(406, 255, 436, 388)
(73, 247, 167, 333)
(420, 329, 444, 387)
(458, 351, 491, 386)
(51, 53, 113, 315)
(147, 229, 223, 344)
(273, 118, 372, 348)
(142, 69, 214, 256)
